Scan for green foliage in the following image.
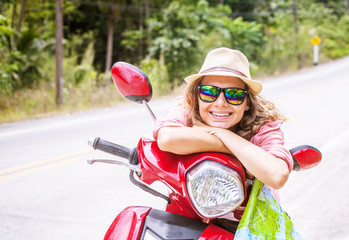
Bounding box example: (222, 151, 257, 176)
(121, 30, 145, 50)
(259, 12, 298, 73)
(216, 16, 266, 60)
(0, 64, 15, 95)
(298, 1, 349, 61)
(0, 14, 13, 37)
(0, 5, 56, 94)
(63, 38, 97, 87)
(0, 14, 15, 94)
(140, 54, 170, 96)
(122, 0, 265, 86)
(1, 0, 349, 122)
(147, 1, 205, 85)
(256, 0, 349, 74)
(318, 15, 349, 59)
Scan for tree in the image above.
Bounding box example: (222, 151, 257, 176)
(104, 5, 115, 86)
(55, 0, 63, 105)
(292, 0, 301, 68)
(16, 0, 26, 34)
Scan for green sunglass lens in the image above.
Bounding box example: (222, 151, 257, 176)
(225, 88, 246, 105)
(199, 86, 219, 102)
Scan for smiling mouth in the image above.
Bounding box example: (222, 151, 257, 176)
(211, 112, 232, 118)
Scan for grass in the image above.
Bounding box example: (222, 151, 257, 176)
(0, 79, 179, 124)
(0, 82, 127, 123)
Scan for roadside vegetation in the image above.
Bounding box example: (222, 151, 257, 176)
(0, 0, 348, 123)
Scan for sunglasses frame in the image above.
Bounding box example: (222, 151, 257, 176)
(197, 85, 249, 105)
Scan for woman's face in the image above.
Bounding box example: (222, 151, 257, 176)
(198, 75, 249, 129)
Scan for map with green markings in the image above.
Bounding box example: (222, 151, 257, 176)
(234, 180, 303, 240)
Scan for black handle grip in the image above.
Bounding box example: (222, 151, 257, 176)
(89, 137, 131, 159)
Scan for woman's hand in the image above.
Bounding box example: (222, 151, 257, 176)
(196, 125, 227, 137)
(192, 119, 227, 136)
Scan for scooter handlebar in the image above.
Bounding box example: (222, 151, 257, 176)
(88, 137, 131, 159)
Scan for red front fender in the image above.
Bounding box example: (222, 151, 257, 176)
(104, 206, 151, 240)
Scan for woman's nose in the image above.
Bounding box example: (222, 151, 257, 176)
(214, 92, 228, 107)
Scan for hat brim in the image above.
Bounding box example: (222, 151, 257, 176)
(184, 71, 262, 95)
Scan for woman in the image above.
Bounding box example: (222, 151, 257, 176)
(153, 47, 293, 200)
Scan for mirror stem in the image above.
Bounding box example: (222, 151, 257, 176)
(143, 100, 156, 121)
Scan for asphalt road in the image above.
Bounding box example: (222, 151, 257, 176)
(1, 56, 349, 239)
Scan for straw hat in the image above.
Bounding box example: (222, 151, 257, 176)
(184, 47, 262, 95)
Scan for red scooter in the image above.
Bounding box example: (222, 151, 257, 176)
(87, 62, 322, 240)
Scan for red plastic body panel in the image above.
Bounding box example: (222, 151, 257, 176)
(104, 206, 151, 240)
(111, 62, 152, 102)
(198, 224, 235, 239)
(136, 138, 247, 220)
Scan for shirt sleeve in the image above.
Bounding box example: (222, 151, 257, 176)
(250, 120, 294, 172)
(153, 96, 189, 140)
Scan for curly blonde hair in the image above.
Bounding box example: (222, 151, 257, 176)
(184, 77, 287, 141)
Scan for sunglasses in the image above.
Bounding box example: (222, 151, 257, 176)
(197, 85, 249, 105)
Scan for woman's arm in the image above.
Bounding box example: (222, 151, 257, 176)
(158, 125, 289, 188)
(157, 126, 231, 155)
(202, 127, 290, 189)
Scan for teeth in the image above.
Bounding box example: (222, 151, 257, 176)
(212, 112, 230, 117)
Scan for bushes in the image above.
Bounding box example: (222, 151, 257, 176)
(0, 0, 348, 123)
(319, 15, 349, 59)
(0, 14, 15, 95)
(140, 55, 171, 97)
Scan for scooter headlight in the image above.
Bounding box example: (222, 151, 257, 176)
(186, 161, 245, 218)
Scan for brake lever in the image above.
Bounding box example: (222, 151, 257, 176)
(87, 159, 142, 174)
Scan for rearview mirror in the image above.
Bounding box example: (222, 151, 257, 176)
(111, 62, 152, 104)
(290, 145, 322, 171)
